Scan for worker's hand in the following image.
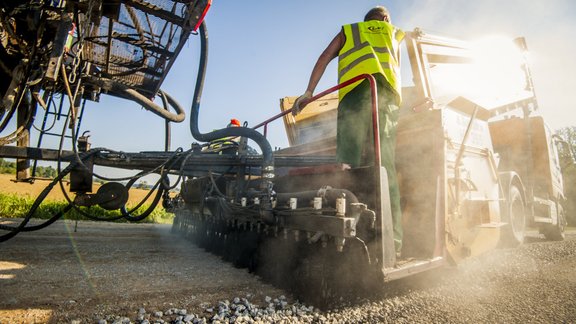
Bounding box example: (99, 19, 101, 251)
(291, 91, 312, 116)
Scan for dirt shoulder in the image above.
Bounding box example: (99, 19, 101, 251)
(1, 219, 575, 323)
(0, 220, 287, 323)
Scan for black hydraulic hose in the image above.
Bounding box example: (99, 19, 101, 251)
(160, 91, 171, 151)
(55, 148, 179, 223)
(120, 172, 166, 222)
(55, 85, 183, 223)
(55, 149, 125, 222)
(121, 87, 185, 123)
(17, 204, 74, 232)
(83, 75, 186, 123)
(189, 22, 275, 196)
(119, 149, 184, 222)
(323, 189, 360, 204)
(0, 157, 77, 242)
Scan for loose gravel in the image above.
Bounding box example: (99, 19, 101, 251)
(94, 295, 319, 324)
(1, 220, 574, 323)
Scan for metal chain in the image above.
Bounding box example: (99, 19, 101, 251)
(68, 42, 83, 84)
(68, 0, 96, 84)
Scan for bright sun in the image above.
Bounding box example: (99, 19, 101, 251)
(430, 35, 533, 109)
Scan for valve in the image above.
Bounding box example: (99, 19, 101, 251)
(77, 131, 91, 152)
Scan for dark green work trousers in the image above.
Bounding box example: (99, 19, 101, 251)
(336, 74, 402, 252)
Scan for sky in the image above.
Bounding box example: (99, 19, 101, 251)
(26, 0, 576, 176)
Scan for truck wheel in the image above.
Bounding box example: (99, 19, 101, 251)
(501, 185, 526, 247)
(543, 203, 566, 241)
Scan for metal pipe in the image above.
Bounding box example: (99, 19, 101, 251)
(252, 74, 379, 136)
(454, 105, 478, 213)
(366, 74, 380, 167)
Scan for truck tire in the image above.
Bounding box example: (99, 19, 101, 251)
(543, 203, 566, 241)
(501, 185, 526, 247)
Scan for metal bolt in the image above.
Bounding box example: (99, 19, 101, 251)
(336, 196, 346, 217)
(313, 197, 322, 211)
(289, 198, 297, 210)
(336, 237, 345, 252)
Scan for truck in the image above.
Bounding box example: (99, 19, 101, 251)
(168, 28, 567, 302)
(0, 1, 568, 304)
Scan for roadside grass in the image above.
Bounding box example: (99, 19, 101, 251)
(0, 192, 174, 224)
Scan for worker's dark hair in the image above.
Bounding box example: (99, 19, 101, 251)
(364, 6, 390, 22)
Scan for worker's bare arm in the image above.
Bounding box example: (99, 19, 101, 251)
(291, 31, 344, 116)
(305, 31, 345, 95)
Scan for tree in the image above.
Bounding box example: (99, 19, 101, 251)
(555, 126, 576, 226)
(36, 165, 57, 178)
(0, 159, 60, 179)
(0, 158, 16, 174)
(136, 180, 149, 190)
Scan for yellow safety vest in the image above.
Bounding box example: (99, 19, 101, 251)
(338, 20, 404, 103)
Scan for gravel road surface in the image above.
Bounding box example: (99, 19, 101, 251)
(0, 219, 575, 323)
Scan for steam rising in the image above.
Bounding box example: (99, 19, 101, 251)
(397, 0, 576, 130)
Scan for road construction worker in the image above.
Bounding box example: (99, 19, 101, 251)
(205, 118, 242, 154)
(291, 6, 405, 253)
(228, 118, 241, 128)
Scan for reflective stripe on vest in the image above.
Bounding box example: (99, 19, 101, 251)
(338, 21, 404, 102)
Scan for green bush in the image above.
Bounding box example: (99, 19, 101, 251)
(0, 194, 31, 216)
(0, 192, 174, 224)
